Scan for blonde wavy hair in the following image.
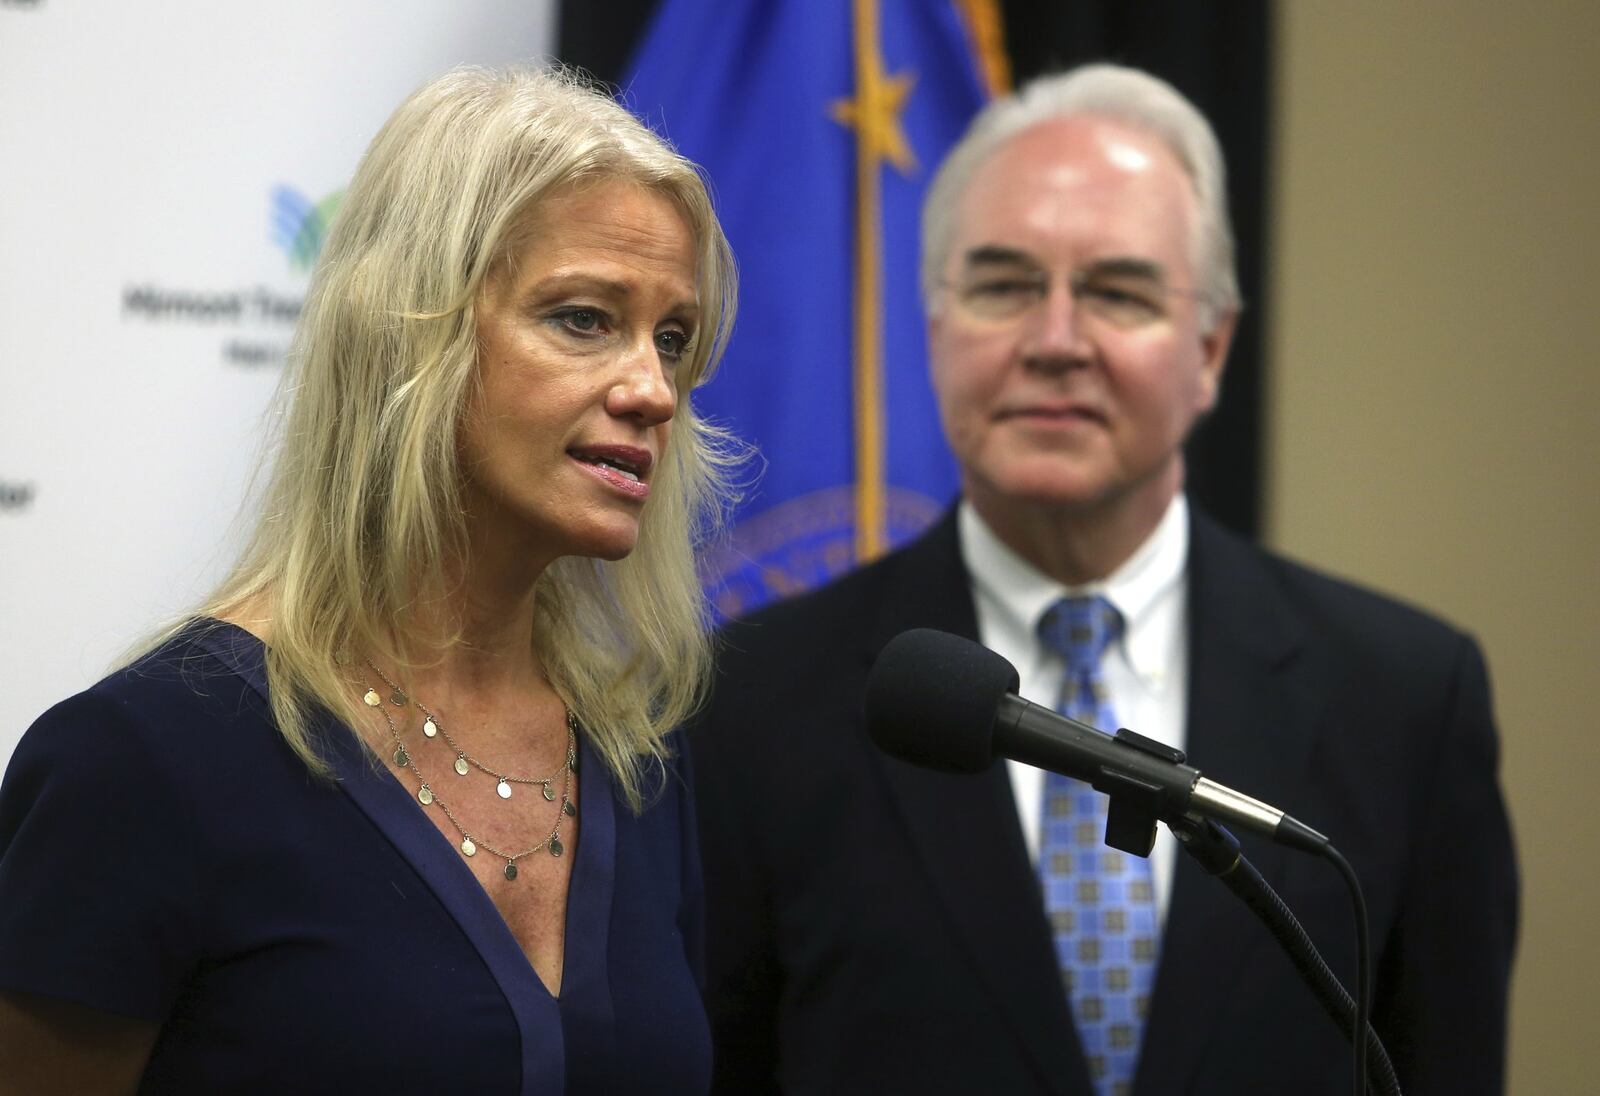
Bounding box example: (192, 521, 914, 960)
(185, 65, 738, 811)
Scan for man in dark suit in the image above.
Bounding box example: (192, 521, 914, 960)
(689, 63, 1517, 1095)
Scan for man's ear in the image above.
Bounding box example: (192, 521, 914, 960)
(1195, 308, 1238, 413)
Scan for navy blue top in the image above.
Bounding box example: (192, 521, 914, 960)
(0, 622, 710, 1094)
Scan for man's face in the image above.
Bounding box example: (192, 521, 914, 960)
(928, 115, 1233, 530)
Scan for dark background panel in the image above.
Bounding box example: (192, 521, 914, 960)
(558, 0, 1272, 538)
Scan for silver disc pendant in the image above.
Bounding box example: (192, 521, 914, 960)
(504, 862, 519, 881)
(564, 801, 577, 817)
(542, 783, 556, 802)
(497, 779, 512, 799)
(460, 837, 476, 857)
(388, 689, 406, 706)
(423, 719, 438, 738)
(549, 838, 564, 858)
(418, 785, 434, 805)
(454, 757, 470, 776)
(394, 746, 409, 767)
(362, 689, 382, 707)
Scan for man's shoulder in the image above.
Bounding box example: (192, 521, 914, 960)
(701, 519, 967, 726)
(710, 557, 901, 703)
(717, 517, 964, 664)
(1199, 514, 1474, 661)
(728, 549, 902, 641)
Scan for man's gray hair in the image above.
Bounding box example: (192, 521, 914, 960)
(921, 63, 1240, 329)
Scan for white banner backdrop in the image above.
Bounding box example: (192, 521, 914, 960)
(0, 1, 556, 761)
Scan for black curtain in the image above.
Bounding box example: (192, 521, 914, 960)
(557, 1, 1272, 539)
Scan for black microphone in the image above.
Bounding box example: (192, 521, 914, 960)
(865, 628, 1328, 854)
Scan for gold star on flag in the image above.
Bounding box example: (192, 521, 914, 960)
(830, 58, 918, 176)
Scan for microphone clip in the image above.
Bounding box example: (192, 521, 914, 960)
(1101, 729, 1188, 858)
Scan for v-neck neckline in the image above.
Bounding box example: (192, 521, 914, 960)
(192, 619, 621, 1092)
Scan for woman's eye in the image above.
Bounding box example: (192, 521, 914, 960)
(655, 329, 691, 361)
(554, 307, 606, 335)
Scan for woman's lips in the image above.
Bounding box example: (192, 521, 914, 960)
(569, 444, 653, 500)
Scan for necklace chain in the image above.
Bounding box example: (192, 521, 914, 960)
(360, 661, 578, 881)
(365, 661, 571, 791)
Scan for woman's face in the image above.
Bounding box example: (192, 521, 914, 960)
(461, 177, 699, 568)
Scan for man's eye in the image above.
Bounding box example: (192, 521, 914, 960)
(968, 278, 1039, 299)
(1083, 285, 1143, 305)
(961, 279, 1045, 313)
(1080, 279, 1163, 314)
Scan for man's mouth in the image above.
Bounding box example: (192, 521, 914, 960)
(999, 404, 1106, 424)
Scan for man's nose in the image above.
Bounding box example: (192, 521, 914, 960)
(1021, 279, 1091, 369)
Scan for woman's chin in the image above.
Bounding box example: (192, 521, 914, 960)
(590, 541, 638, 563)
(566, 522, 642, 563)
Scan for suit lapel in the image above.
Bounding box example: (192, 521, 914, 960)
(1135, 511, 1319, 1093)
(864, 511, 1091, 1095)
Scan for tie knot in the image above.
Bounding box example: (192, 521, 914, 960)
(1037, 595, 1122, 672)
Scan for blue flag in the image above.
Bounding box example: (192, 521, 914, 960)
(623, 0, 1002, 618)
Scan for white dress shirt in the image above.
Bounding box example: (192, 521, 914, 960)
(961, 494, 1191, 925)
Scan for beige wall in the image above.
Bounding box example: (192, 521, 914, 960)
(1270, 3, 1600, 1092)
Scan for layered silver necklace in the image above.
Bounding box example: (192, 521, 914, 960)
(362, 661, 577, 881)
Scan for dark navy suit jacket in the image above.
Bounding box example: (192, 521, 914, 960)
(690, 506, 1517, 1095)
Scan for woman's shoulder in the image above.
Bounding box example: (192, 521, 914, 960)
(13, 620, 272, 781)
(0, 621, 276, 1022)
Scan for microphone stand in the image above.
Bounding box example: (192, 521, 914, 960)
(1098, 730, 1401, 1096)
(1167, 815, 1401, 1096)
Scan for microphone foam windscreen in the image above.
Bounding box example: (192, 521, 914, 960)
(864, 629, 1021, 774)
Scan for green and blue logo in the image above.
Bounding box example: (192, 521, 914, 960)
(271, 186, 343, 272)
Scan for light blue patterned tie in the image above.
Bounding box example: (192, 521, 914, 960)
(1037, 596, 1158, 1096)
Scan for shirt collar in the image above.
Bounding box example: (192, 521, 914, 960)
(960, 494, 1189, 683)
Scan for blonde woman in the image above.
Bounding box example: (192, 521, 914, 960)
(0, 65, 736, 1095)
